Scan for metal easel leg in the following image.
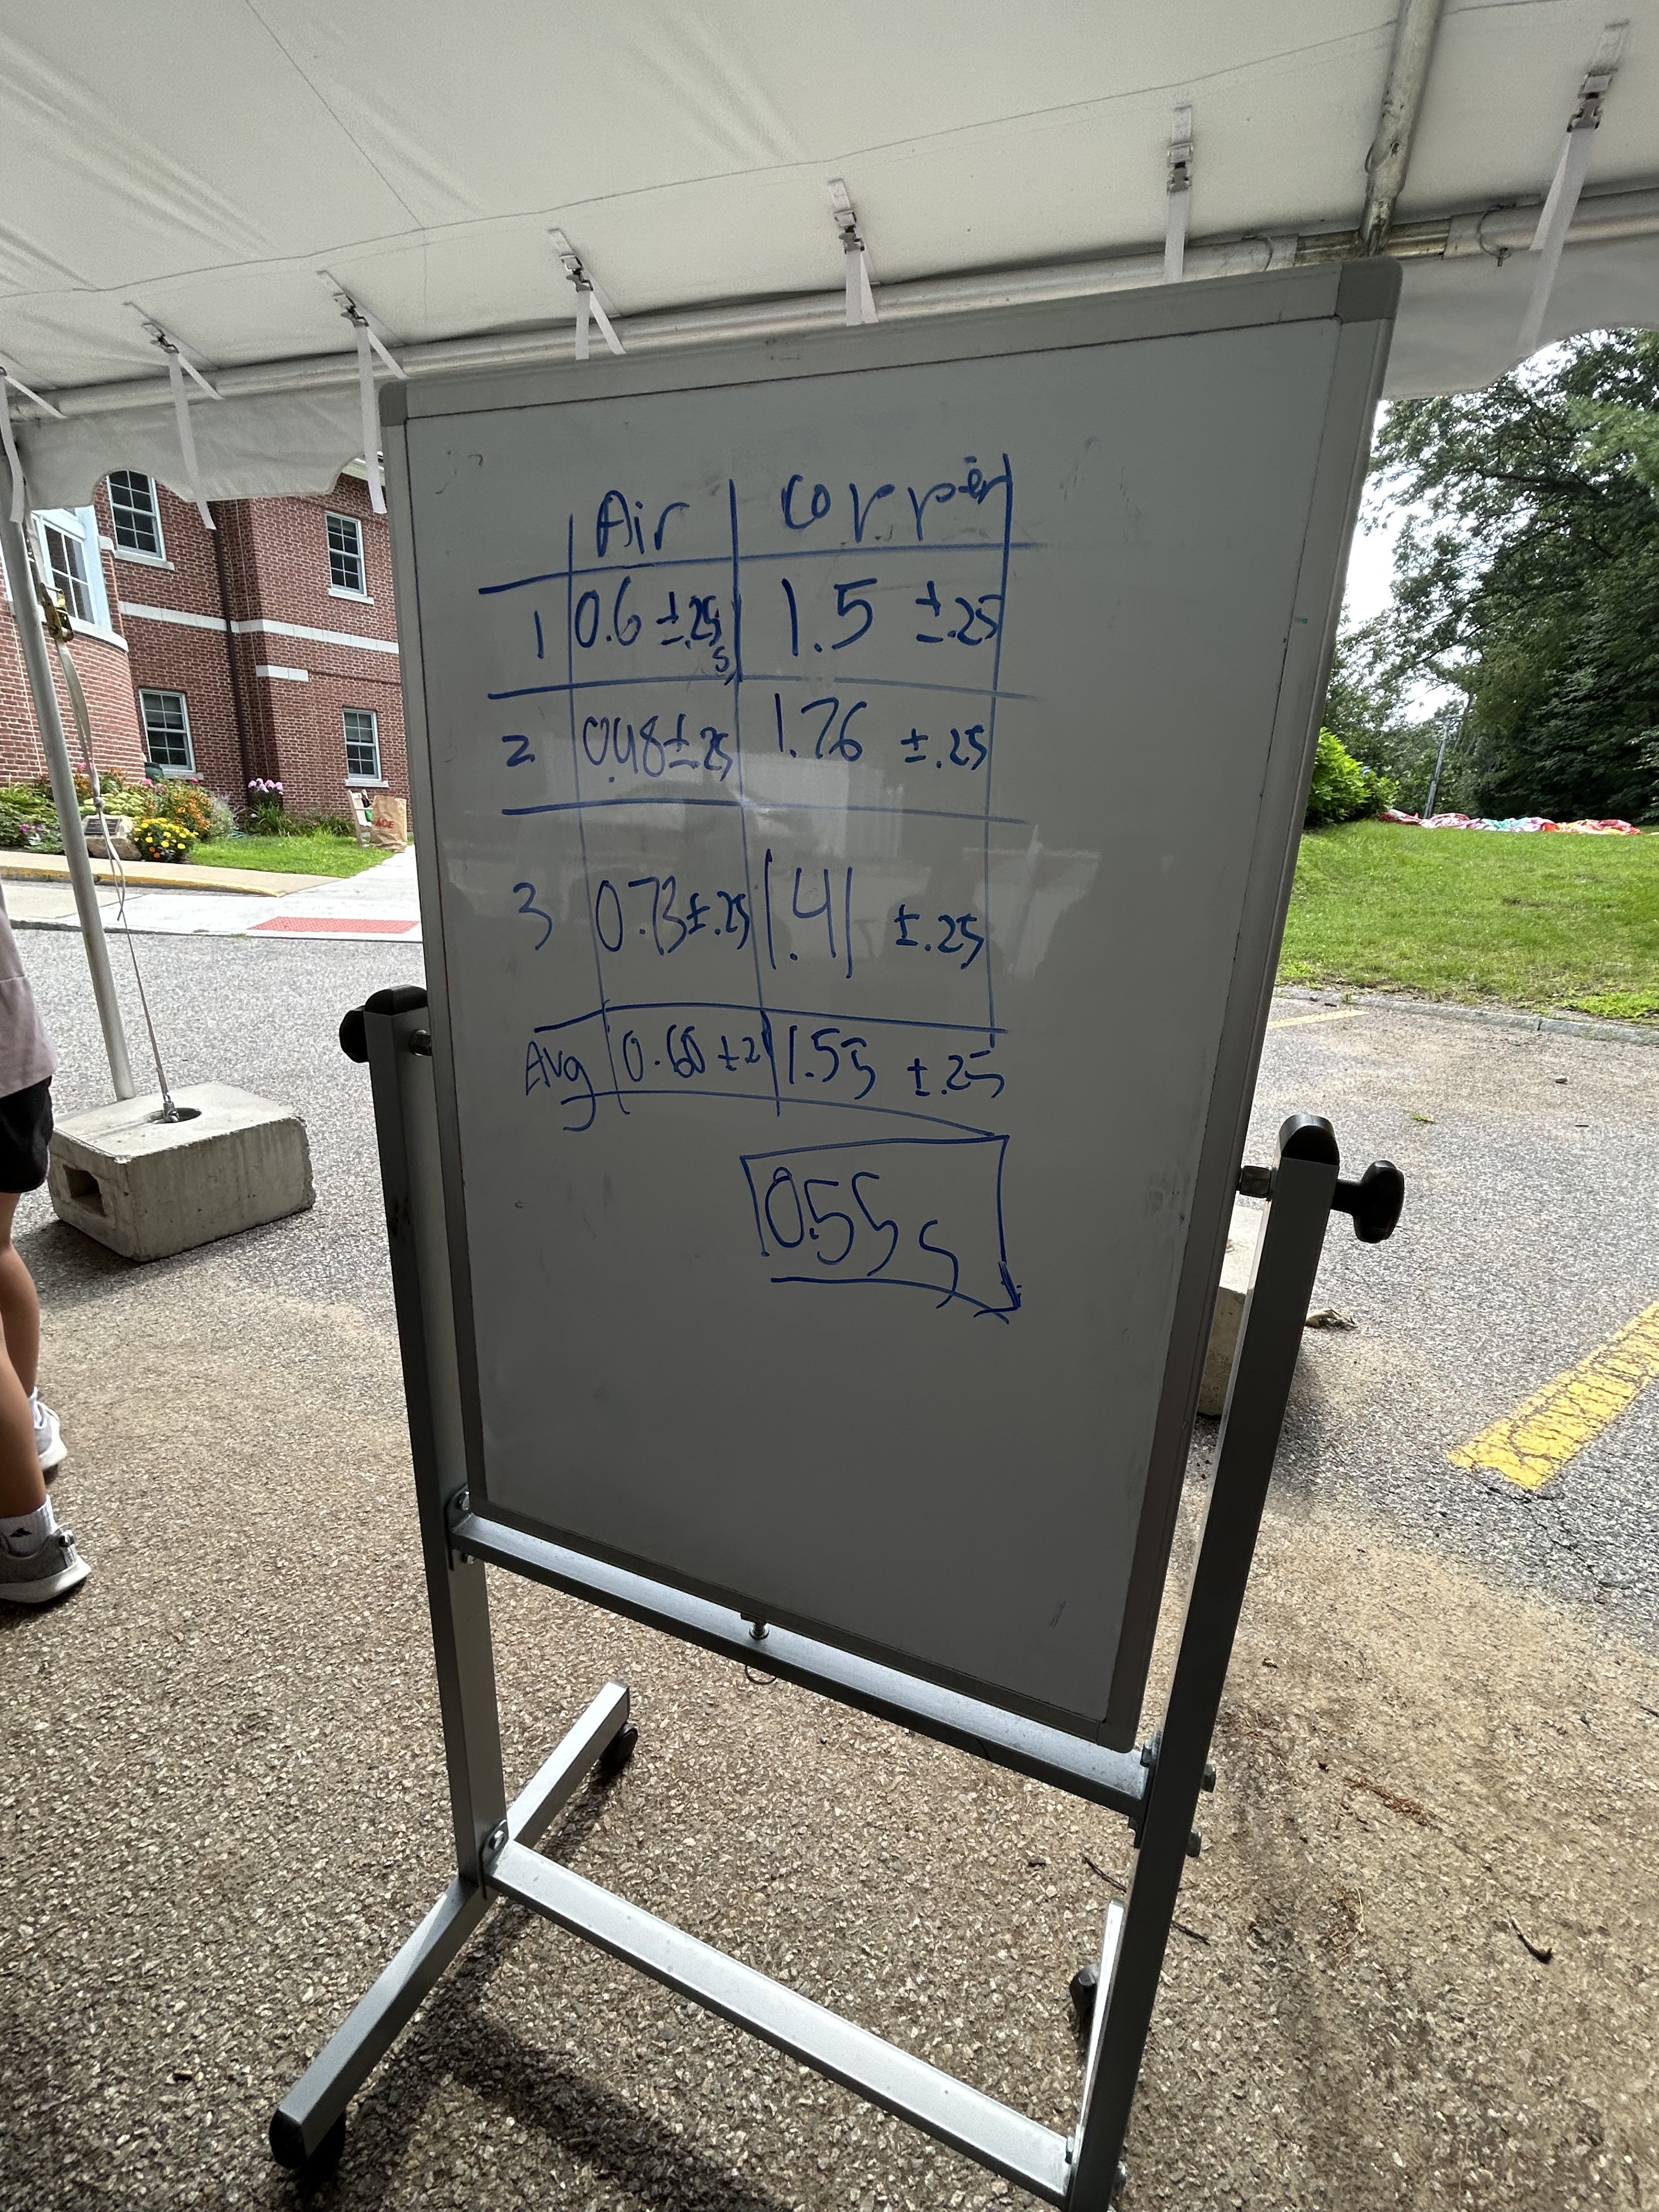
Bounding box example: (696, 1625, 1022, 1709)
(272, 990, 634, 2171)
(1068, 1114, 1343, 2209)
(270, 1683, 634, 2171)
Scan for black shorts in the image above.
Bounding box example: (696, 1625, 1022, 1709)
(0, 1077, 52, 1193)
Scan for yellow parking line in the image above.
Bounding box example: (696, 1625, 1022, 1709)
(1449, 1300, 1659, 1489)
(1267, 1010, 1361, 1031)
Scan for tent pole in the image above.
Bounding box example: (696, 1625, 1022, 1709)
(1359, 0, 1446, 252)
(0, 471, 136, 1099)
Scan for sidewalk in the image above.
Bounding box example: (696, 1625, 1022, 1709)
(3, 845, 422, 943)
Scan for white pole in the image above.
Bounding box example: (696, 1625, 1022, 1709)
(1359, 0, 1447, 251)
(1422, 702, 1467, 820)
(0, 461, 137, 1098)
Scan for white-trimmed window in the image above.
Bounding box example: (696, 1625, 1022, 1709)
(327, 511, 366, 595)
(34, 506, 115, 633)
(108, 471, 165, 558)
(139, 689, 194, 772)
(42, 520, 93, 621)
(343, 707, 381, 781)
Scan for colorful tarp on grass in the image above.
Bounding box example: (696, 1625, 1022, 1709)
(1380, 811, 1643, 834)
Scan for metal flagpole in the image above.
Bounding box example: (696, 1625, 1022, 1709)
(0, 453, 136, 1099)
(1422, 698, 1468, 820)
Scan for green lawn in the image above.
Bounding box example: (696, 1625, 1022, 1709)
(1279, 820, 1659, 1020)
(189, 835, 387, 879)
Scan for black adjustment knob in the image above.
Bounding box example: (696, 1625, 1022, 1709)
(1278, 1111, 1340, 1166)
(338, 985, 430, 1063)
(365, 984, 430, 1017)
(1333, 1160, 1405, 1243)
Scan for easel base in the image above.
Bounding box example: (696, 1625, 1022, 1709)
(270, 1679, 1118, 2206)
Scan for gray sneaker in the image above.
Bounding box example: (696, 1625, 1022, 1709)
(0, 1530, 89, 1605)
(32, 1393, 66, 1472)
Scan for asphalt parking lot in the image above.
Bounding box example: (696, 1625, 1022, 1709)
(1250, 997, 1659, 1641)
(0, 934, 1654, 2211)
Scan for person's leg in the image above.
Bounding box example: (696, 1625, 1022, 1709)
(0, 1172, 86, 1602)
(0, 1189, 40, 1395)
(0, 1193, 43, 1520)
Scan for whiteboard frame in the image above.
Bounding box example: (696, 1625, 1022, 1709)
(381, 261, 1398, 1749)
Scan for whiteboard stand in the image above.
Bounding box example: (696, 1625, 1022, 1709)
(270, 986, 1403, 2203)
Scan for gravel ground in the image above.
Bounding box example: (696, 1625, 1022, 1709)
(0, 939, 1654, 2211)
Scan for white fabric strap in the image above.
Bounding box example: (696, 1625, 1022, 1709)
(588, 290, 624, 357)
(353, 317, 386, 515)
(1531, 130, 1577, 253)
(549, 233, 624, 360)
(0, 356, 64, 524)
(0, 386, 26, 524)
(164, 349, 215, 530)
(1518, 21, 1626, 359)
(315, 276, 404, 503)
(1517, 125, 1596, 357)
(57, 635, 94, 750)
(829, 178, 878, 326)
(1165, 105, 1194, 284)
(843, 240, 877, 326)
(570, 278, 623, 362)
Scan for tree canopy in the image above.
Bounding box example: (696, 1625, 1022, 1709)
(1338, 331, 1659, 823)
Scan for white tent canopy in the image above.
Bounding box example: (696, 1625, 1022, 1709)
(3, 0, 1657, 510)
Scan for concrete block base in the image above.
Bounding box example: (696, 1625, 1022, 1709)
(48, 1082, 314, 1261)
(1198, 1199, 1263, 1417)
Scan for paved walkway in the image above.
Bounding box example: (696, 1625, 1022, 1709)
(3, 845, 422, 943)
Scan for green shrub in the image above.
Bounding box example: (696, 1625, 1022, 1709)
(83, 781, 151, 822)
(304, 814, 359, 840)
(154, 781, 216, 839)
(0, 783, 64, 849)
(132, 816, 195, 862)
(0, 782, 64, 825)
(1305, 730, 1398, 828)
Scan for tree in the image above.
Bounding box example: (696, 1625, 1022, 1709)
(1342, 332, 1659, 823)
(1322, 634, 1471, 815)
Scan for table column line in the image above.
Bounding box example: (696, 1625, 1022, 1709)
(562, 507, 627, 1116)
(981, 456, 1015, 1046)
(727, 476, 781, 1114)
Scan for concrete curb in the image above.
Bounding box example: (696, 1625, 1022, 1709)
(0, 854, 332, 895)
(1275, 984, 1659, 1049)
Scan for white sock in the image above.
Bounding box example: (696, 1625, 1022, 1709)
(4, 1498, 56, 1556)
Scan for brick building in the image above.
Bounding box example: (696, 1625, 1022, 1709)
(0, 501, 146, 784)
(98, 467, 405, 820)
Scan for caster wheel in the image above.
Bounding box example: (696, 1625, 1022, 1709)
(1069, 1960, 1098, 2034)
(597, 1720, 639, 1780)
(270, 2108, 346, 2180)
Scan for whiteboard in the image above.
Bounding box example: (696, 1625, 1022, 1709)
(387, 265, 1396, 1748)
